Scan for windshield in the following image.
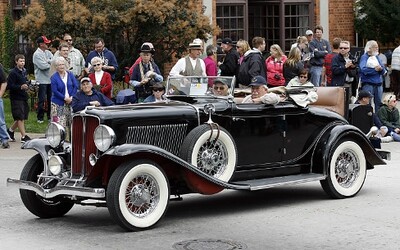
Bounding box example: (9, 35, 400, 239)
(166, 76, 235, 97)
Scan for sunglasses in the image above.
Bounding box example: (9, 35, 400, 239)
(65, 39, 72, 42)
(93, 63, 102, 66)
(339, 47, 349, 49)
(214, 86, 226, 91)
(153, 88, 164, 92)
(389, 95, 397, 102)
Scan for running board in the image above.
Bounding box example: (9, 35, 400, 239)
(230, 173, 326, 191)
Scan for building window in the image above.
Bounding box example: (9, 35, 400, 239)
(216, 5, 245, 42)
(248, 4, 280, 46)
(284, 4, 310, 51)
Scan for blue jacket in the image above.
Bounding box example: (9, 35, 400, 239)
(86, 48, 118, 79)
(50, 71, 78, 106)
(71, 89, 114, 112)
(359, 53, 386, 85)
(331, 53, 357, 86)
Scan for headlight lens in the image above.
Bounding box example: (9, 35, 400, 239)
(94, 125, 115, 152)
(46, 122, 65, 148)
(48, 155, 63, 175)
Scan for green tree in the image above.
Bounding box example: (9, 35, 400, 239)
(2, 4, 16, 70)
(16, 0, 219, 77)
(355, 0, 400, 44)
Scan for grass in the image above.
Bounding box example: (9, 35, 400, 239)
(3, 97, 48, 134)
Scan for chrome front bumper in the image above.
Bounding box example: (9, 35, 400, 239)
(6, 178, 105, 199)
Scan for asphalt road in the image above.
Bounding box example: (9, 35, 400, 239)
(1, 138, 399, 250)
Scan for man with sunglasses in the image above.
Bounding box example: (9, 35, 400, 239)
(54, 34, 85, 80)
(331, 41, 357, 91)
(143, 83, 165, 103)
(212, 78, 230, 96)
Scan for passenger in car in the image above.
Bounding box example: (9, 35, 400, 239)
(241, 76, 281, 104)
(212, 78, 230, 96)
(71, 77, 114, 113)
(143, 83, 166, 103)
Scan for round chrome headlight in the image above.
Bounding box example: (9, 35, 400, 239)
(46, 122, 65, 148)
(94, 125, 115, 152)
(48, 155, 63, 175)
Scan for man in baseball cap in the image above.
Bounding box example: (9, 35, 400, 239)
(218, 37, 239, 77)
(305, 30, 313, 42)
(36, 36, 51, 44)
(242, 76, 280, 104)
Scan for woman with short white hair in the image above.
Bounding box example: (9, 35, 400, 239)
(88, 56, 113, 99)
(50, 57, 78, 136)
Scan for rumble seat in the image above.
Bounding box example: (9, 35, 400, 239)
(310, 87, 347, 117)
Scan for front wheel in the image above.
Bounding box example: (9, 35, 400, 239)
(320, 141, 367, 198)
(107, 160, 170, 231)
(19, 154, 74, 218)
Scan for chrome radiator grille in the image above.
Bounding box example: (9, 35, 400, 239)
(71, 116, 99, 175)
(126, 124, 188, 155)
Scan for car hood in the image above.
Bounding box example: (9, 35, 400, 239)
(82, 99, 230, 120)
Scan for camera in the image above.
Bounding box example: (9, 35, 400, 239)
(274, 74, 281, 80)
(27, 80, 39, 91)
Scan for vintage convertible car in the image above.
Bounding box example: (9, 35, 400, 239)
(7, 76, 388, 231)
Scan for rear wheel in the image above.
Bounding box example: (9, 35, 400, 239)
(107, 160, 170, 231)
(320, 141, 367, 198)
(20, 154, 74, 218)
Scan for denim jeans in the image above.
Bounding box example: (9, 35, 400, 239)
(37, 84, 52, 121)
(0, 98, 9, 142)
(361, 83, 383, 112)
(309, 66, 323, 87)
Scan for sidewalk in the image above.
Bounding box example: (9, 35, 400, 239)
(0, 133, 44, 152)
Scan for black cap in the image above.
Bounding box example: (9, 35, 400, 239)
(221, 38, 233, 45)
(358, 90, 373, 100)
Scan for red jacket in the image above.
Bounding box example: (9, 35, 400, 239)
(265, 55, 287, 86)
(88, 71, 113, 99)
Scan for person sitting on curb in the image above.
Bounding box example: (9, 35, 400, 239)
(377, 94, 400, 141)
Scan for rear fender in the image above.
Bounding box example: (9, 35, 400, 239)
(313, 124, 385, 173)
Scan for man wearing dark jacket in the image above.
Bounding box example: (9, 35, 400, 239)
(331, 41, 357, 87)
(71, 77, 114, 113)
(218, 38, 240, 76)
(7, 54, 31, 142)
(237, 37, 266, 86)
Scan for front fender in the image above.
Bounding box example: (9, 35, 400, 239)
(317, 124, 386, 172)
(104, 144, 248, 191)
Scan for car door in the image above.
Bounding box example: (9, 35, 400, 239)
(230, 102, 285, 167)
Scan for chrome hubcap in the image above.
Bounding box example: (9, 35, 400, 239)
(197, 140, 228, 177)
(125, 174, 159, 218)
(335, 150, 359, 188)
